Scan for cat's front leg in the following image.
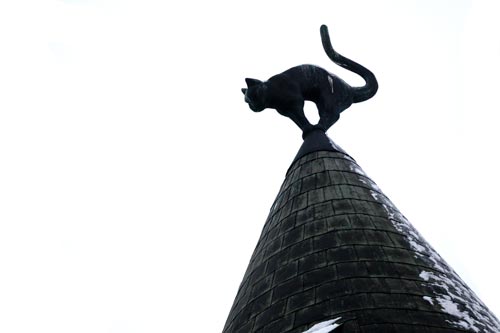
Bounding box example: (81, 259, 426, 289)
(277, 107, 313, 138)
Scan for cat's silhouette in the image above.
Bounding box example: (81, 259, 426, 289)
(241, 25, 378, 138)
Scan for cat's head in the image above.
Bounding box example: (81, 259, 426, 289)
(241, 78, 267, 112)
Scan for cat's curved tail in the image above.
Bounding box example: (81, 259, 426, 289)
(320, 24, 378, 103)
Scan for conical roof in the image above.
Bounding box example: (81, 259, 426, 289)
(223, 130, 500, 333)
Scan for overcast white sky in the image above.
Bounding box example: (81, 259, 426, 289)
(1, 1, 500, 332)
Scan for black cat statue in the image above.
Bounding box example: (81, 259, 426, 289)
(241, 25, 378, 139)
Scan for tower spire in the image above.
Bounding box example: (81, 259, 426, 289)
(223, 131, 500, 332)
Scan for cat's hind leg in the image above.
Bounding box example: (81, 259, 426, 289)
(316, 101, 340, 132)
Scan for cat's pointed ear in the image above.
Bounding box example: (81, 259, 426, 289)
(245, 78, 262, 87)
(241, 88, 247, 95)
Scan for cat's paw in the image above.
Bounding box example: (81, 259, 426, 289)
(313, 124, 327, 132)
(301, 125, 315, 139)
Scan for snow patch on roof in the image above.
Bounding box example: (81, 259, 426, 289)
(366, 181, 500, 332)
(419, 271, 432, 281)
(423, 296, 434, 305)
(418, 269, 490, 332)
(358, 177, 381, 192)
(358, 177, 368, 185)
(349, 164, 366, 176)
(302, 317, 342, 333)
(438, 296, 478, 332)
(409, 239, 426, 252)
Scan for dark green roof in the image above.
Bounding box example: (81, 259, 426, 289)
(223, 131, 500, 333)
